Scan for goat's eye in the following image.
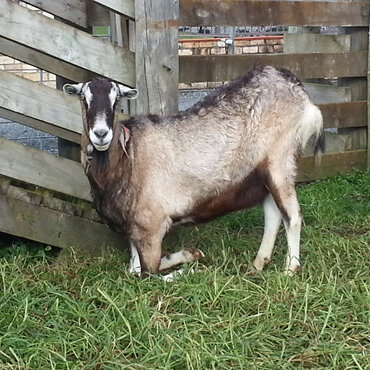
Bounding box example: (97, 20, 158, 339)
(80, 94, 85, 101)
(116, 96, 121, 101)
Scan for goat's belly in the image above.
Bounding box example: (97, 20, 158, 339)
(174, 161, 270, 225)
(188, 181, 268, 224)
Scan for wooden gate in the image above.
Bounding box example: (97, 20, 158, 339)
(0, 0, 368, 250)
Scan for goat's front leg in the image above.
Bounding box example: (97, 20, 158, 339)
(129, 216, 169, 277)
(132, 234, 162, 277)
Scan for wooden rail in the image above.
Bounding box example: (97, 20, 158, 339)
(94, 0, 135, 20)
(0, 194, 124, 252)
(179, 52, 368, 83)
(0, 38, 97, 84)
(298, 150, 367, 182)
(0, 0, 135, 86)
(179, 1, 369, 27)
(21, 0, 88, 28)
(319, 101, 367, 129)
(0, 69, 82, 142)
(0, 138, 91, 201)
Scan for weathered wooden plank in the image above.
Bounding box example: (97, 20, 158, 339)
(318, 101, 367, 129)
(6, 185, 42, 206)
(0, 108, 80, 144)
(346, 27, 368, 52)
(0, 176, 11, 195)
(179, 52, 367, 83)
(21, 0, 88, 28)
(368, 22, 370, 167)
(135, 0, 179, 115)
(179, 1, 369, 27)
(0, 37, 97, 83)
(297, 150, 367, 182)
(0, 137, 91, 202)
(94, 0, 135, 20)
(41, 190, 83, 217)
(0, 69, 82, 141)
(0, 0, 135, 86)
(0, 194, 125, 253)
(285, 34, 351, 54)
(285, 28, 368, 54)
(305, 83, 351, 104)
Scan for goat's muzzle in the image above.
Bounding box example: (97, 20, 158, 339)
(89, 127, 113, 151)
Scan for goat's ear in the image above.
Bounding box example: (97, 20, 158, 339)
(117, 84, 139, 100)
(63, 83, 84, 95)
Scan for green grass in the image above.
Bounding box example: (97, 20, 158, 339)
(0, 171, 369, 369)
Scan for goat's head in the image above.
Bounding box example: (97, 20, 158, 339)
(63, 79, 138, 151)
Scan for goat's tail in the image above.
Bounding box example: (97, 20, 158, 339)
(299, 103, 325, 158)
(314, 126, 325, 156)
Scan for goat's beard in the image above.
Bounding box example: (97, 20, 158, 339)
(88, 148, 110, 189)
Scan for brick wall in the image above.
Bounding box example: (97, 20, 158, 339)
(179, 37, 283, 56)
(0, 55, 56, 88)
(179, 36, 284, 89)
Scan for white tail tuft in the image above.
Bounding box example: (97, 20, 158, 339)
(300, 103, 324, 155)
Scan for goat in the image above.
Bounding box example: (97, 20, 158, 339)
(64, 66, 324, 279)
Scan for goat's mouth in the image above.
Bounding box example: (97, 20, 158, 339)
(92, 141, 111, 151)
(89, 129, 113, 151)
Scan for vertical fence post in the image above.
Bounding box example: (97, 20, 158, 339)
(134, 0, 179, 115)
(367, 25, 370, 168)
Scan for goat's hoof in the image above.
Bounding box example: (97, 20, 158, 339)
(161, 268, 186, 282)
(284, 264, 301, 276)
(184, 248, 205, 261)
(253, 256, 270, 271)
(245, 269, 257, 276)
(246, 265, 263, 276)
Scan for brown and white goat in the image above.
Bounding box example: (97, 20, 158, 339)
(64, 66, 324, 279)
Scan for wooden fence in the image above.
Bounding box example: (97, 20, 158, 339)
(0, 0, 368, 250)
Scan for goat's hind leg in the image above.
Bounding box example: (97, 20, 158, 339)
(253, 193, 282, 272)
(267, 178, 302, 275)
(282, 194, 301, 276)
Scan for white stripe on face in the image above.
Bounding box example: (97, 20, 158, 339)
(84, 84, 93, 108)
(108, 85, 118, 108)
(94, 112, 108, 131)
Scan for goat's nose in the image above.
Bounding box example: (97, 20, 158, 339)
(94, 128, 109, 139)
